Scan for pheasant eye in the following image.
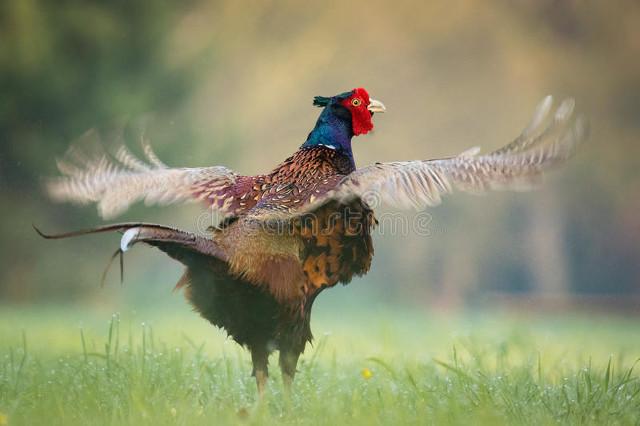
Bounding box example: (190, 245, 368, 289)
(351, 98, 362, 107)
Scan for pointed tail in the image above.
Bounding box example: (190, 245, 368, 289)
(34, 222, 227, 286)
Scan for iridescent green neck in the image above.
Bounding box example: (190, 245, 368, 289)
(302, 104, 354, 162)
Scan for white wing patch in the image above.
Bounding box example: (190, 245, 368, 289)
(120, 227, 140, 252)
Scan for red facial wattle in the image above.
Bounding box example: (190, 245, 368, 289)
(340, 87, 374, 136)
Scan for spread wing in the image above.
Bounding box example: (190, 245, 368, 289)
(47, 136, 245, 219)
(301, 96, 587, 212)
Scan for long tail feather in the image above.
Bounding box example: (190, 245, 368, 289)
(33, 222, 148, 239)
(34, 222, 228, 265)
(100, 249, 124, 288)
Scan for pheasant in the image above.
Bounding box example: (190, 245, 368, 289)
(39, 88, 585, 393)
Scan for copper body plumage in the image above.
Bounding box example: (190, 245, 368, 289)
(40, 88, 586, 393)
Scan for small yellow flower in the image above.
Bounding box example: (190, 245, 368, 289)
(0, 412, 8, 426)
(170, 408, 177, 417)
(361, 367, 373, 380)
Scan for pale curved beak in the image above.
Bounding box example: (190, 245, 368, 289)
(367, 98, 386, 113)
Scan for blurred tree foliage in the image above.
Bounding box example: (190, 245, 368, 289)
(0, 0, 638, 306)
(1, 0, 206, 179)
(0, 0, 215, 301)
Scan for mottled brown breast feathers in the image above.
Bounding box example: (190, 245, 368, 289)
(295, 199, 376, 295)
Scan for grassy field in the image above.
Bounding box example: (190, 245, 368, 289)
(0, 303, 639, 425)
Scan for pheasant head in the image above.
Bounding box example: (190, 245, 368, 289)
(303, 88, 385, 153)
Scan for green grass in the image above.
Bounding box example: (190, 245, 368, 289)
(0, 305, 639, 425)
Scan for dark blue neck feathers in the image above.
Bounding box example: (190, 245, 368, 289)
(302, 104, 354, 160)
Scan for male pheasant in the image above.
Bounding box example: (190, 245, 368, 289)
(40, 88, 585, 393)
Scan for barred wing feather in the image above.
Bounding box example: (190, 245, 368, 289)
(47, 143, 239, 219)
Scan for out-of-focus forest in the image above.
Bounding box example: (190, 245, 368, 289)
(1, 0, 638, 311)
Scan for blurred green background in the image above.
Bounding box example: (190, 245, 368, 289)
(1, 0, 639, 313)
